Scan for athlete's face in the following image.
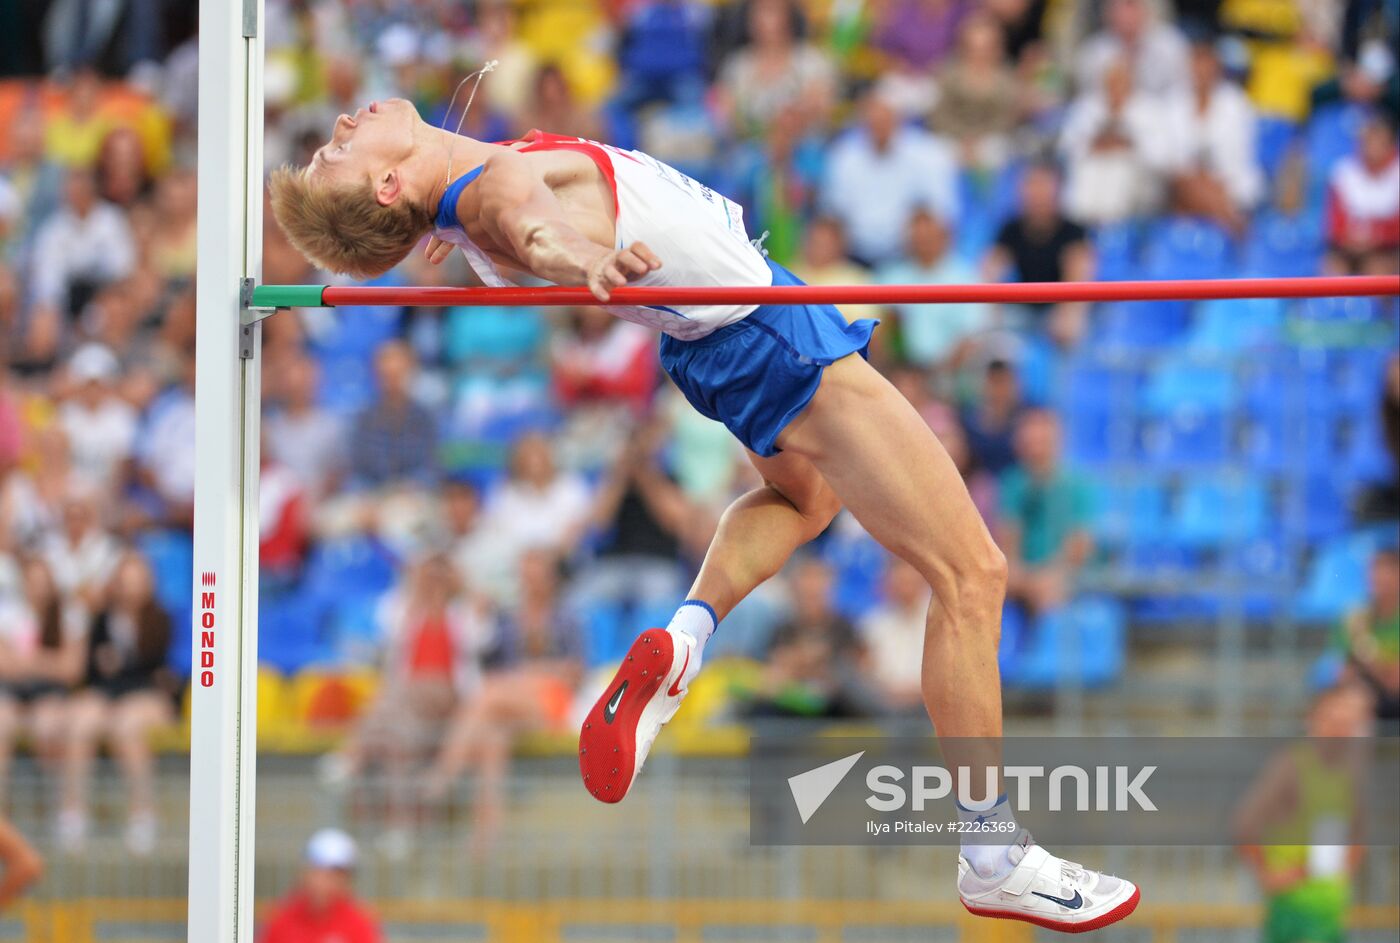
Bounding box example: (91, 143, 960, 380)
(308, 97, 418, 200)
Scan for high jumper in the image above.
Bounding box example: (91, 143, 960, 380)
(269, 94, 1141, 933)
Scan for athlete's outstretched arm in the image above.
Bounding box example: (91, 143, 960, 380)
(469, 150, 660, 301)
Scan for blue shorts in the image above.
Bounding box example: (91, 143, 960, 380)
(659, 260, 878, 457)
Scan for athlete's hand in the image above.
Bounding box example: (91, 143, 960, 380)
(424, 235, 453, 265)
(586, 242, 661, 302)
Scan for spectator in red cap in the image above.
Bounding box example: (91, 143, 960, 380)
(259, 828, 380, 943)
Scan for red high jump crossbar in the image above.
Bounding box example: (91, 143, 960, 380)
(249, 275, 1400, 309)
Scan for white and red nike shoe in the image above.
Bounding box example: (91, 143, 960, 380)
(579, 627, 697, 803)
(958, 830, 1140, 933)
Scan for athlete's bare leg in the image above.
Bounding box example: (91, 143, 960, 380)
(581, 353, 1004, 804)
(777, 354, 1006, 745)
(686, 354, 1005, 745)
(687, 449, 842, 620)
(582, 354, 1139, 928)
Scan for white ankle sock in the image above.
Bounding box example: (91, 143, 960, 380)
(666, 600, 717, 670)
(957, 792, 1019, 880)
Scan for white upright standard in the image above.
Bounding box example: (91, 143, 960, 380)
(189, 0, 265, 939)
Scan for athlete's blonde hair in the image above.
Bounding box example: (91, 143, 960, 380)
(268, 166, 433, 278)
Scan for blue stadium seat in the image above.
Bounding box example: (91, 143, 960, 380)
(1284, 475, 1351, 542)
(1120, 541, 1201, 579)
(1094, 300, 1190, 351)
(1303, 103, 1367, 197)
(823, 531, 886, 620)
(1141, 218, 1235, 281)
(1187, 297, 1284, 350)
(1296, 296, 1382, 324)
(1004, 598, 1126, 689)
(1061, 360, 1141, 465)
(581, 601, 626, 667)
(1236, 355, 1342, 477)
(1138, 409, 1230, 467)
(1332, 346, 1390, 412)
(998, 603, 1027, 677)
(1241, 210, 1323, 277)
(139, 529, 196, 674)
(1227, 534, 1297, 612)
(1341, 410, 1395, 485)
(162, 594, 195, 675)
(1059, 359, 1143, 414)
(1170, 476, 1270, 548)
(1255, 116, 1298, 179)
(1065, 410, 1115, 465)
(326, 596, 385, 667)
(307, 304, 403, 358)
(1142, 358, 1237, 415)
(1238, 407, 1298, 474)
(955, 162, 1023, 258)
(136, 529, 194, 613)
(259, 594, 334, 674)
(315, 353, 375, 415)
(1092, 221, 1140, 281)
(1294, 530, 1380, 622)
(1135, 531, 1295, 625)
(302, 537, 398, 610)
(1238, 350, 1299, 414)
(1090, 476, 1168, 548)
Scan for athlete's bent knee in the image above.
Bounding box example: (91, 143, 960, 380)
(767, 477, 842, 540)
(923, 539, 1006, 632)
(958, 541, 1008, 616)
(803, 485, 843, 534)
(970, 541, 1009, 595)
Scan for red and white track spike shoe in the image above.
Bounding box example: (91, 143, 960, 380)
(579, 627, 696, 803)
(958, 830, 1141, 933)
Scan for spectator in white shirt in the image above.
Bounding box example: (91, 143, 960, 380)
(1075, 0, 1190, 99)
(714, 0, 838, 140)
(41, 484, 120, 614)
(1060, 57, 1167, 225)
(265, 354, 346, 499)
(859, 556, 932, 715)
(0, 556, 86, 814)
(1161, 39, 1265, 235)
(820, 82, 959, 265)
(26, 169, 134, 363)
(58, 343, 137, 494)
(481, 433, 592, 574)
(440, 479, 513, 608)
(1326, 112, 1400, 275)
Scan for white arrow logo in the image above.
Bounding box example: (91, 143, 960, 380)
(787, 751, 865, 824)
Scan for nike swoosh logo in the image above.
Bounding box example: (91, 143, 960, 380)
(603, 680, 628, 724)
(666, 648, 691, 698)
(1031, 890, 1084, 910)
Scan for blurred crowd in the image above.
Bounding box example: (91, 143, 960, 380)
(0, 0, 1397, 860)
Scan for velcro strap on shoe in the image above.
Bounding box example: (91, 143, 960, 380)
(1001, 845, 1049, 897)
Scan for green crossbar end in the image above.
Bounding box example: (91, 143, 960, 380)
(249, 285, 330, 308)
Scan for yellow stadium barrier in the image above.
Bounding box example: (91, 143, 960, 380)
(22, 898, 1400, 943)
